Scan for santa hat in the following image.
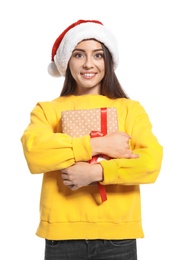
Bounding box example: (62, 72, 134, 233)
(48, 20, 119, 77)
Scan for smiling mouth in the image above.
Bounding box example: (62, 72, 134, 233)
(81, 73, 96, 78)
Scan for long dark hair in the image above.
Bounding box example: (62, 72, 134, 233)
(60, 41, 129, 99)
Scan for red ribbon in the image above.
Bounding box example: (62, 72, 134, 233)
(89, 108, 108, 203)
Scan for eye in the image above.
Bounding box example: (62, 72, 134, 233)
(94, 52, 104, 59)
(72, 52, 85, 59)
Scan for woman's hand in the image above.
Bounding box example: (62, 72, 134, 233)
(61, 162, 103, 190)
(90, 131, 139, 159)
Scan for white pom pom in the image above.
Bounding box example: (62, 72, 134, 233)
(47, 61, 61, 77)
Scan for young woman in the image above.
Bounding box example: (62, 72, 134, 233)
(21, 20, 163, 260)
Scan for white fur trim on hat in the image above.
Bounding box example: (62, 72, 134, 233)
(48, 21, 119, 77)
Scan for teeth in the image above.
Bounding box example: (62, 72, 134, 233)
(84, 73, 94, 76)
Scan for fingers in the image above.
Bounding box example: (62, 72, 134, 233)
(69, 185, 78, 191)
(61, 173, 72, 184)
(118, 131, 131, 138)
(124, 153, 140, 159)
(62, 176, 78, 190)
(61, 171, 79, 190)
(63, 180, 78, 190)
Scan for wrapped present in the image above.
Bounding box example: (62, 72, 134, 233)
(62, 107, 118, 137)
(61, 107, 118, 202)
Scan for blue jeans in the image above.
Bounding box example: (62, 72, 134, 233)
(44, 239, 137, 260)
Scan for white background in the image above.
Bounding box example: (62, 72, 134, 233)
(0, 0, 171, 259)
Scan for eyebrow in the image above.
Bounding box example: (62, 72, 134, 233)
(72, 48, 103, 53)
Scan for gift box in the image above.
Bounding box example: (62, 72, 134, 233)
(62, 107, 118, 137)
(61, 107, 118, 202)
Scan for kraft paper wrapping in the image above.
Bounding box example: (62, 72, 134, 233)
(62, 107, 118, 137)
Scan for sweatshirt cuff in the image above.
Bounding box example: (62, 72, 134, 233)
(72, 135, 92, 162)
(99, 159, 119, 185)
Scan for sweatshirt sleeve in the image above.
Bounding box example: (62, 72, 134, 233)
(20, 102, 92, 174)
(99, 101, 163, 185)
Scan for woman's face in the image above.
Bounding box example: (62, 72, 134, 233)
(69, 40, 105, 95)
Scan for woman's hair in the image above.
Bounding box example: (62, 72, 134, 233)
(60, 41, 129, 99)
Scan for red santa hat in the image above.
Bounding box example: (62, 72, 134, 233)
(48, 20, 119, 77)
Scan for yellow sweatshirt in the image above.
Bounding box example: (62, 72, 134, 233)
(21, 95, 163, 240)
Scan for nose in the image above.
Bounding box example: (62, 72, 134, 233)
(83, 55, 94, 69)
